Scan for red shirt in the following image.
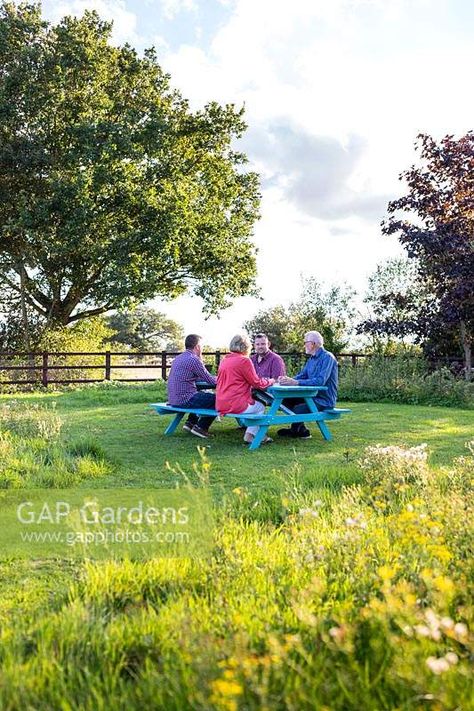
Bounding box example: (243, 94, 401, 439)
(216, 352, 272, 415)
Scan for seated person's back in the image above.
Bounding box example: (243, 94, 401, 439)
(167, 334, 217, 439)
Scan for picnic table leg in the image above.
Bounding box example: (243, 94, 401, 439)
(164, 412, 185, 435)
(248, 425, 270, 451)
(316, 419, 332, 441)
(306, 398, 332, 441)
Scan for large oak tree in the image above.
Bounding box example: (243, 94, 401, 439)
(0, 2, 260, 330)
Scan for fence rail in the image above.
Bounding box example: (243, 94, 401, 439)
(0, 350, 464, 387)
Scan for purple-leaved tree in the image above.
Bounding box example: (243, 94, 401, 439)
(382, 132, 474, 379)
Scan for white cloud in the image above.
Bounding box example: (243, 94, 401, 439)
(160, 0, 198, 21)
(154, 0, 474, 341)
(42, 0, 140, 46)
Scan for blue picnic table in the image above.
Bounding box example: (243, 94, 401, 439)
(151, 384, 350, 451)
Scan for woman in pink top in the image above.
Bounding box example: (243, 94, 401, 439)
(217, 334, 275, 445)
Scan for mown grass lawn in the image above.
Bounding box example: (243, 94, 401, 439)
(0, 383, 473, 710)
(2, 382, 472, 493)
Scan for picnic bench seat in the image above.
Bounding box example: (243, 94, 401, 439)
(150, 393, 351, 450)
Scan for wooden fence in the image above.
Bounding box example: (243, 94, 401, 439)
(0, 350, 378, 387)
(0, 350, 464, 387)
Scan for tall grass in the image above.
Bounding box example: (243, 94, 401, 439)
(339, 355, 473, 408)
(0, 444, 472, 709)
(0, 401, 113, 488)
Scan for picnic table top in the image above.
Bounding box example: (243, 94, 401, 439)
(197, 382, 327, 398)
(266, 384, 327, 398)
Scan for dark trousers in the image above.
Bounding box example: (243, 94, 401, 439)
(281, 397, 328, 433)
(182, 391, 216, 430)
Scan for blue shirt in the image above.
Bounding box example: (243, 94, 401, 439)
(295, 347, 338, 408)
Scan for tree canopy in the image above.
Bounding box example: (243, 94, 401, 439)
(106, 306, 183, 351)
(244, 278, 355, 353)
(358, 257, 433, 347)
(0, 2, 260, 330)
(382, 132, 474, 378)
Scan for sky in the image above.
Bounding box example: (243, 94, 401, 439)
(41, 0, 474, 346)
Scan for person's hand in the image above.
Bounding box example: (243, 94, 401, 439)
(279, 376, 297, 385)
(267, 378, 276, 385)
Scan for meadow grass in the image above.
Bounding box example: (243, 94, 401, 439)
(0, 383, 473, 710)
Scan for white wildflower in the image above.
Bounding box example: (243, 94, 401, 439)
(454, 622, 468, 640)
(426, 656, 450, 674)
(299, 508, 319, 518)
(440, 617, 454, 630)
(414, 625, 431, 638)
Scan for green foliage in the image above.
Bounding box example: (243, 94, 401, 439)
(339, 356, 474, 408)
(359, 257, 434, 346)
(37, 317, 114, 352)
(244, 277, 356, 352)
(106, 306, 184, 351)
(0, 2, 260, 328)
(66, 436, 107, 461)
(0, 442, 473, 708)
(45, 317, 114, 382)
(0, 400, 112, 487)
(0, 284, 45, 350)
(242, 305, 290, 351)
(383, 132, 474, 377)
(0, 400, 62, 440)
(288, 277, 356, 352)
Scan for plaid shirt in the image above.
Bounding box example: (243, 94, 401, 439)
(167, 350, 217, 406)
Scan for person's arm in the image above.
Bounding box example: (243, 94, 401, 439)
(193, 357, 217, 386)
(295, 353, 335, 386)
(242, 358, 274, 389)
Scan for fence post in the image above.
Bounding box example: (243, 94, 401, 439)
(351, 354, 357, 367)
(161, 351, 167, 380)
(215, 350, 221, 372)
(42, 351, 49, 387)
(105, 350, 111, 380)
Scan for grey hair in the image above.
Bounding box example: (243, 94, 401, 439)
(229, 333, 252, 354)
(305, 331, 324, 347)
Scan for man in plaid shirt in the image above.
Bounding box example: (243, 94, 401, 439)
(167, 334, 217, 439)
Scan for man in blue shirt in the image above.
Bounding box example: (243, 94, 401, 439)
(277, 330, 338, 439)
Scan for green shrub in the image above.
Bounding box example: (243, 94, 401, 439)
(339, 356, 473, 408)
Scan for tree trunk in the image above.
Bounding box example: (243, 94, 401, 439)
(460, 320, 472, 381)
(18, 264, 30, 351)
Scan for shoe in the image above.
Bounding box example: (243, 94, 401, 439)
(244, 434, 273, 445)
(277, 428, 311, 439)
(191, 425, 211, 439)
(297, 429, 312, 440)
(277, 428, 296, 437)
(183, 422, 195, 433)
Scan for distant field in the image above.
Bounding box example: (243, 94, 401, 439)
(112, 366, 161, 381)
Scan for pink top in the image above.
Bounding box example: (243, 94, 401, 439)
(216, 352, 272, 415)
